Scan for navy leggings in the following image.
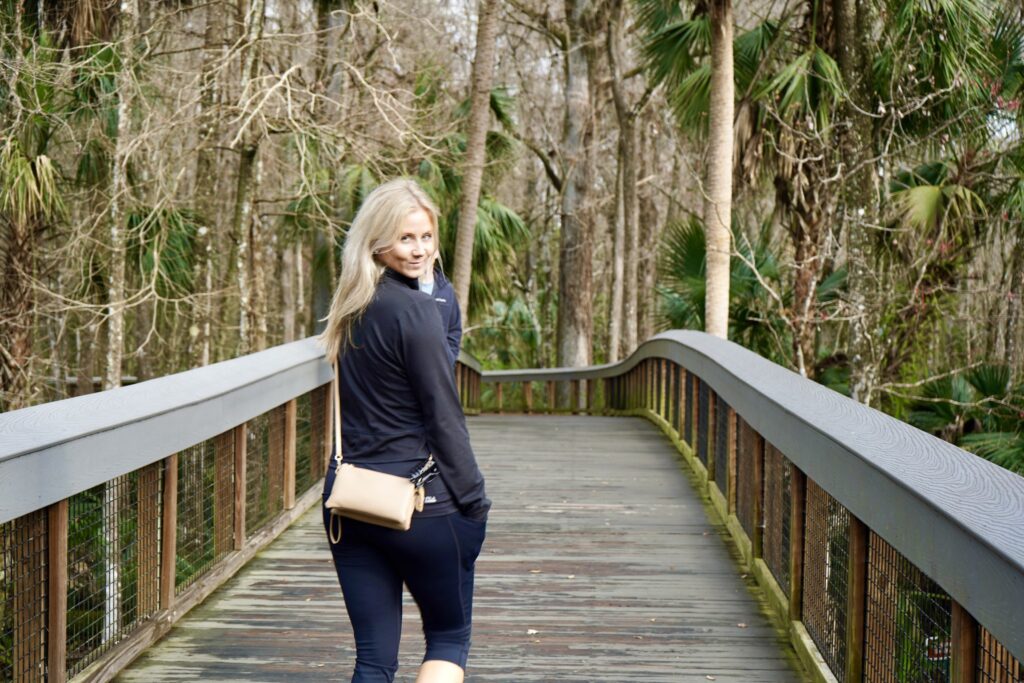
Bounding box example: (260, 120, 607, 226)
(322, 468, 486, 683)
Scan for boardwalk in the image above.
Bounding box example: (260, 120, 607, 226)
(116, 415, 807, 682)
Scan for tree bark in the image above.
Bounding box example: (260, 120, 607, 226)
(556, 0, 595, 377)
(104, 0, 139, 391)
(232, 0, 265, 355)
(192, 0, 227, 367)
(703, 0, 734, 340)
(452, 0, 501, 323)
(607, 0, 637, 360)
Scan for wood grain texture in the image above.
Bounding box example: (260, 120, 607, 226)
(483, 331, 1024, 663)
(47, 499, 68, 683)
(115, 416, 808, 683)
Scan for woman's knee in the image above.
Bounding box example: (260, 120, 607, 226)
(422, 623, 473, 670)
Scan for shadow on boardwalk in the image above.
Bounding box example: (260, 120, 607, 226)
(116, 415, 809, 682)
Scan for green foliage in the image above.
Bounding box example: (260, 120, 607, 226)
(126, 207, 201, 298)
(907, 364, 1024, 474)
(657, 215, 791, 363)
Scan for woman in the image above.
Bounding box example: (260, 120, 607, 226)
(317, 178, 490, 683)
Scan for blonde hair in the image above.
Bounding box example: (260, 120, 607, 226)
(318, 178, 440, 360)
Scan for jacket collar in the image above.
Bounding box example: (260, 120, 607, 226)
(382, 267, 420, 290)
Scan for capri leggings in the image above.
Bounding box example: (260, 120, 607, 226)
(321, 468, 487, 683)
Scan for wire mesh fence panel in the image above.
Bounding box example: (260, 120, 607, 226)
(176, 432, 234, 594)
(1, 510, 48, 683)
(763, 442, 791, 593)
(714, 394, 730, 497)
(802, 479, 851, 680)
(685, 371, 694, 445)
(310, 384, 330, 480)
(697, 379, 710, 466)
(246, 406, 286, 538)
(66, 467, 160, 677)
(979, 626, 1023, 682)
(736, 416, 761, 540)
(864, 532, 952, 683)
(295, 390, 317, 494)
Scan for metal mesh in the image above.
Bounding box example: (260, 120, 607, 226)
(865, 532, 952, 683)
(656, 360, 664, 417)
(296, 387, 329, 494)
(245, 405, 286, 537)
(310, 384, 331, 479)
(763, 442, 791, 593)
(669, 365, 679, 433)
(979, 626, 1023, 682)
(1, 510, 48, 682)
(176, 433, 234, 594)
(736, 416, 761, 540)
(66, 466, 161, 676)
(802, 480, 851, 680)
(714, 394, 729, 496)
(697, 379, 709, 466)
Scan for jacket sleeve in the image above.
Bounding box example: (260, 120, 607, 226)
(399, 300, 490, 520)
(446, 291, 463, 368)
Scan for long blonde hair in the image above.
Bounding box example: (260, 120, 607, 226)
(318, 178, 440, 360)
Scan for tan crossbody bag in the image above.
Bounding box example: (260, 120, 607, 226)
(324, 359, 427, 543)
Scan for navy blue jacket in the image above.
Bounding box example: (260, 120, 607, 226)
(428, 267, 462, 367)
(336, 268, 490, 520)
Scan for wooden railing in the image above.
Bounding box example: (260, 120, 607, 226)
(0, 340, 483, 683)
(480, 331, 1024, 683)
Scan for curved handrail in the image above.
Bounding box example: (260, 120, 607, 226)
(483, 329, 1024, 663)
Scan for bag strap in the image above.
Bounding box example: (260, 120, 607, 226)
(332, 358, 342, 466)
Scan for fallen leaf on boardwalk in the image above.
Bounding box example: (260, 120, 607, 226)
(566, 574, 575, 579)
(527, 629, 539, 635)
(737, 623, 748, 628)
(705, 676, 717, 681)
(529, 569, 542, 573)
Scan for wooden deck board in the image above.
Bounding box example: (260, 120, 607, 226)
(116, 415, 808, 682)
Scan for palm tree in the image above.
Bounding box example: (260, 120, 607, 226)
(907, 364, 1024, 475)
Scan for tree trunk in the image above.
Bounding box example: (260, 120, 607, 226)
(232, 0, 265, 355)
(282, 241, 296, 343)
(703, 0, 734, 340)
(607, 0, 637, 360)
(192, 0, 227, 367)
(452, 0, 501, 323)
(556, 0, 595, 380)
(838, 0, 881, 404)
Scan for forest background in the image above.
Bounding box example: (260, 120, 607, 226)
(1, 0, 1023, 474)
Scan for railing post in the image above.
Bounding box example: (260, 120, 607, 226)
(547, 380, 556, 414)
(789, 466, 807, 621)
(524, 381, 533, 414)
(47, 499, 68, 683)
(587, 378, 596, 415)
(455, 363, 463, 400)
(844, 515, 869, 683)
(677, 367, 686, 438)
(570, 379, 580, 414)
(233, 424, 247, 550)
(727, 406, 737, 513)
(160, 453, 179, 609)
(284, 398, 297, 510)
(951, 601, 978, 683)
(496, 383, 503, 414)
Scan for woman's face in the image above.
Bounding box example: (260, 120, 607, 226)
(376, 208, 435, 279)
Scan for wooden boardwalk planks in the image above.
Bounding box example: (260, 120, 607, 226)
(116, 415, 807, 682)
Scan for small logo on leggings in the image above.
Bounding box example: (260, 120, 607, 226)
(424, 496, 437, 504)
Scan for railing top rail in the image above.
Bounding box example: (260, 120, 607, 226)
(0, 338, 333, 525)
(485, 330, 1024, 662)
